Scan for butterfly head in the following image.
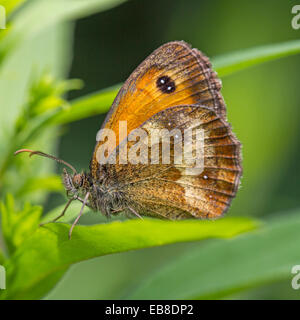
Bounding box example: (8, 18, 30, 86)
(62, 168, 83, 194)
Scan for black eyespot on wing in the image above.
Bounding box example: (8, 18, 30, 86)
(156, 76, 176, 94)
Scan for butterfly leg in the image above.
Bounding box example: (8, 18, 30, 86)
(76, 196, 92, 209)
(111, 208, 124, 215)
(68, 191, 90, 239)
(39, 196, 75, 226)
(128, 207, 143, 220)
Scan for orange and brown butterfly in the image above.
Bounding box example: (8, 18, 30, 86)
(15, 41, 242, 239)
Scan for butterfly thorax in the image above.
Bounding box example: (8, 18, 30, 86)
(85, 169, 128, 217)
(62, 168, 126, 217)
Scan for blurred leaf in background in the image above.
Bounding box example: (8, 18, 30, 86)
(1, 194, 41, 255)
(0, 0, 127, 205)
(0, 0, 130, 299)
(126, 210, 300, 299)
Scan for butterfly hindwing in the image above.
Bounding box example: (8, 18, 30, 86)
(102, 105, 241, 219)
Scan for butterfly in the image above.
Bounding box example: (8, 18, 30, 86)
(15, 41, 242, 239)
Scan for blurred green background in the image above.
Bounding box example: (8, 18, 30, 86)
(1, 0, 300, 299)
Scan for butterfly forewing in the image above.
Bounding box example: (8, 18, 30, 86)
(91, 41, 226, 177)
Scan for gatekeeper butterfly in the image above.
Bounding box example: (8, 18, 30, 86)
(15, 41, 242, 238)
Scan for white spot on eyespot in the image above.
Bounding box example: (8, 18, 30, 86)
(167, 86, 172, 91)
(160, 79, 165, 84)
(203, 175, 208, 180)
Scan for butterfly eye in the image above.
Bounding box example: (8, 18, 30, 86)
(73, 174, 83, 188)
(156, 76, 176, 93)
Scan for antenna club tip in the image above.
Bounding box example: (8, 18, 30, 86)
(13, 149, 77, 173)
(14, 149, 34, 156)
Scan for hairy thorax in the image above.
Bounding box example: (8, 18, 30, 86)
(86, 170, 127, 217)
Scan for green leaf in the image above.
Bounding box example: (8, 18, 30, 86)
(213, 39, 300, 77)
(0, 0, 127, 64)
(0, 216, 257, 299)
(0, 194, 42, 255)
(40, 201, 90, 224)
(0, 72, 82, 186)
(53, 84, 121, 125)
(126, 210, 300, 299)
(16, 175, 64, 198)
(24, 72, 83, 117)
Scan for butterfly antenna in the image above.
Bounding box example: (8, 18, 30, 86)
(14, 149, 77, 174)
